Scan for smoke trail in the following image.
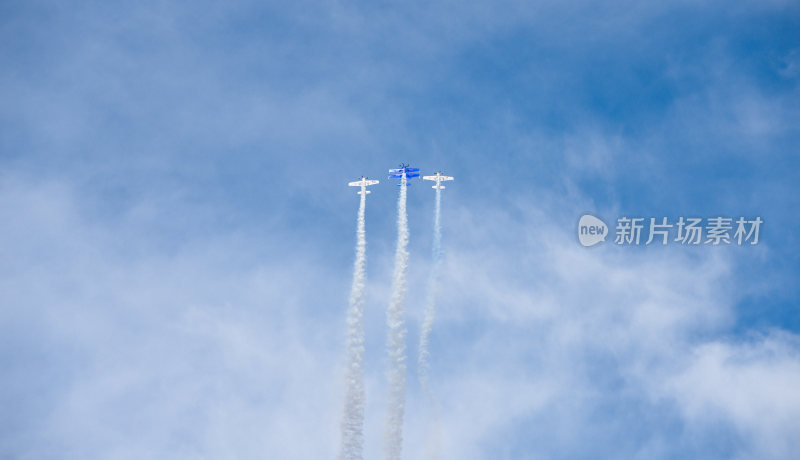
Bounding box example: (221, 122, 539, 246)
(385, 175, 410, 460)
(418, 186, 442, 460)
(339, 192, 367, 460)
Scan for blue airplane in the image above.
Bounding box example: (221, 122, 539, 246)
(388, 164, 420, 184)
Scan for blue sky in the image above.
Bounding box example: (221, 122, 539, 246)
(2, 1, 800, 458)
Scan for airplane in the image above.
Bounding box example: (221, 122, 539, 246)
(348, 176, 379, 195)
(388, 163, 420, 184)
(422, 171, 454, 190)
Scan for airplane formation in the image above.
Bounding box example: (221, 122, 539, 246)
(348, 164, 453, 194)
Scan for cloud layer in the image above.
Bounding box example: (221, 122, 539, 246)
(2, 0, 799, 458)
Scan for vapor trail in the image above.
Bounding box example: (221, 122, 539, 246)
(385, 175, 410, 460)
(339, 192, 367, 460)
(418, 186, 442, 460)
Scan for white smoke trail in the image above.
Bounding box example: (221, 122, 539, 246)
(418, 186, 442, 460)
(339, 192, 367, 460)
(385, 175, 410, 460)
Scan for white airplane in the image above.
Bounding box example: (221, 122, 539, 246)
(348, 176, 379, 195)
(422, 171, 454, 190)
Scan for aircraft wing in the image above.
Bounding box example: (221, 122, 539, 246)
(422, 175, 454, 181)
(348, 179, 380, 187)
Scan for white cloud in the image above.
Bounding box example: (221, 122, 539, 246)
(660, 333, 800, 459)
(410, 200, 800, 458)
(0, 176, 345, 459)
(2, 157, 799, 459)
